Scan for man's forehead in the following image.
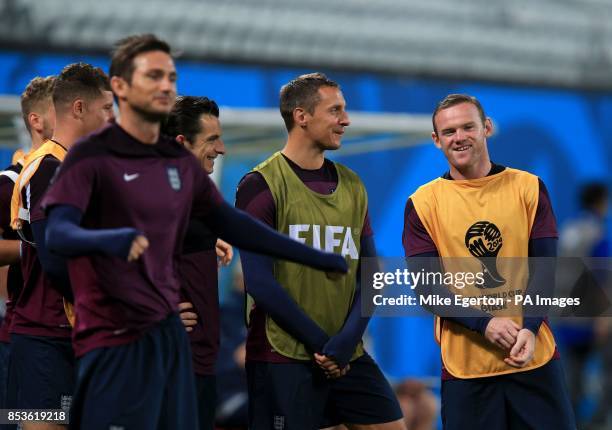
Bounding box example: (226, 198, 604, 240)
(133, 50, 175, 71)
(102, 90, 114, 101)
(437, 103, 480, 124)
(317, 86, 344, 104)
(199, 113, 219, 126)
(199, 115, 222, 135)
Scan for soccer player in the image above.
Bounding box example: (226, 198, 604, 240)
(0, 76, 55, 414)
(162, 95, 231, 430)
(236, 73, 405, 430)
(402, 94, 575, 429)
(8, 64, 113, 430)
(41, 35, 347, 430)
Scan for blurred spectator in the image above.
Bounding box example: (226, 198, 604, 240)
(215, 263, 248, 429)
(557, 182, 609, 427)
(560, 183, 609, 258)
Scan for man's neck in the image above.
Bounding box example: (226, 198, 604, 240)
(281, 135, 325, 170)
(449, 159, 492, 180)
(30, 134, 46, 151)
(51, 124, 81, 151)
(117, 107, 160, 145)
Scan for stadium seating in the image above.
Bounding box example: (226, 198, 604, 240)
(1, 0, 612, 88)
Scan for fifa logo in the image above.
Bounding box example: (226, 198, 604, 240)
(60, 394, 72, 411)
(288, 224, 359, 259)
(465, 221, 506, 288)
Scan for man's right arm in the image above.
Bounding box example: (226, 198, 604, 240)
(41, 147, 145, 262)
(45, 205, 142, 260)
(235, 172, 331, 354)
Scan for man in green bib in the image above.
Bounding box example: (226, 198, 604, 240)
(236, 73, 405, 430)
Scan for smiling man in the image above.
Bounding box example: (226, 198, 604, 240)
(236, 73, 405, 430)
(165, 97, 225, 174)
(162, 96, 232, 430)
(402, 94, 575, 429)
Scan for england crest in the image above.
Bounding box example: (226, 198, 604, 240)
(167, 167, 181, 191)
(61, 394, 72, 411)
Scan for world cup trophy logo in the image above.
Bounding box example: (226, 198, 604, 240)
(465, 221, 506, 289)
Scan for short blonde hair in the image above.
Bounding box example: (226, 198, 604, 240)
(20, 76, 55, 133)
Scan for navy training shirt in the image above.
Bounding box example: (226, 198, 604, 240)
(42, 122, 223, 357)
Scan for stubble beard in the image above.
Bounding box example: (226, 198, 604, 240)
(131, 103, 170, 124)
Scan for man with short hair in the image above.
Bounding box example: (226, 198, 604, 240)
(162, 95, 232, 430)
(9, 63, 113, 430)
(236, 73, 405, 430)
(19, 75, 56, 149)
(402, 93, 575, 429)
(42, 35, 347, 430)
(0, 75, 55, 414)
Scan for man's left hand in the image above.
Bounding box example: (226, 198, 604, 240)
(314, 353, 350, 379)
(216, 239, 234, 267)
(178, 301, 198, 333)
(504, 328, 535, 368)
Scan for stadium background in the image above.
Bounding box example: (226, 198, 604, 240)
(0, 0, 611, 427)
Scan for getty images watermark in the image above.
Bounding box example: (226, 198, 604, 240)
(360, 257, 612, 318)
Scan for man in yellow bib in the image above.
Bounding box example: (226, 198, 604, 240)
(403, 94, 575, 429)
(0, 75, 55, 418)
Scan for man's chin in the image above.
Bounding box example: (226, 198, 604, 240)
(450, 154, 473, 168)
(133, 105, 171, 124)
(326, 141, 342, 151)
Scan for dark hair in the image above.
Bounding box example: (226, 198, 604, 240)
(432, 94, 487, 133)
(580, 182, 608, 210)
(20, 75, 55, 133)
(162, 96, 219, 143)
(110, 34, 171, 82)
(53, 63, 110, 113)
(279, 73, 339, 131)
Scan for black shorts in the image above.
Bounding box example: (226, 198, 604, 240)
(441, 359, 576, 430)
(0, 341, 18, 430)
(0, 341, 9, 408)
(195, 374, 216, 430)
(69, 314, 198, 430)
(246, 352, 402, 430)
(9, 334, 74, 411)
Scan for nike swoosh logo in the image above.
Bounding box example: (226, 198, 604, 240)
(123, 173, 139, 182)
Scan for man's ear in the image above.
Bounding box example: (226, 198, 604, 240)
(484, 117, 494, 138)
(110, 76, 127, 100)
(432, 131, 442, 149)
(175, 134, 187, 146)
(71, 98, 85, 119)
(294, 107, 307, 128)
(28, 112, 42, 133)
